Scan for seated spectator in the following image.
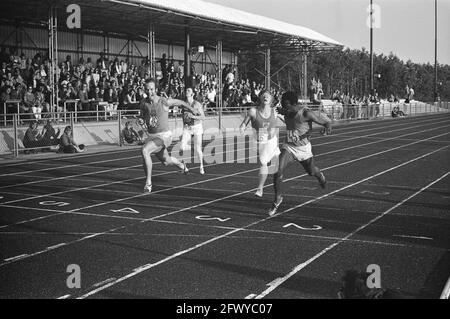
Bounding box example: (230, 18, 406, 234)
(124, 88, 139, 110)
(58, 126, 86, 153)
(23, 120, 43, 152)
(121, 121, 143, 145)
(34, 85, 50, 118)
(22, 85, 35, 115)
(40, 120, 61, 147)
(391, 106, 405, 118)
(103, 86, 118, 116)
(1, 86, 13, 112)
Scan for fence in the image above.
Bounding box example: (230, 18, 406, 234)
(0, 100, 448, 157)
(313, 101, 450, 122)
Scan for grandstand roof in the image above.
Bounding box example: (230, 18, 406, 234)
(0, 0, 342, 52)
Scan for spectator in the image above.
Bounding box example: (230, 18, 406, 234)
(34, 85, 49, 118)
(40, 119, 61, 147)
(78, 83, 94, 113)
(121, 121, 143, 145)
(103, 86, 118, 116)
(23, 120, 43, 152)
(392, 106, 405, 118)
(58, 126, 86, 153)
(124, 88, 138, 110)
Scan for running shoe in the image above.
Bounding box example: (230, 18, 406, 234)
(199, 166, 205, 175)
(143, 183, 152, 193)
(181, 160, 189, 174)
(254, 188, 263, 198)
(318, 172, 327, 189)
(268, 196, 283, 216)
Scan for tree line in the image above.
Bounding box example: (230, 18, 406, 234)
(238, 47, 449, 102)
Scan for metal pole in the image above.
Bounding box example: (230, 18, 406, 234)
(265, 47, 271, 91)
(370, 0, 374, 95)
(303, 53, 308, 102)
(184, 26, 191, 88)
(118, 110, 122, 146)
(434, 0, 438, 102)
(55, 8, 59, 116)
(13, 114, 18, 157)
(216, 40, 223, 131)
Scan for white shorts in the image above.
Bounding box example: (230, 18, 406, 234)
(184, 123, 203, 136)
(282, 142, 313, 162)
(258, 136, 281, 165)
(146, 131, 173, 150)
(181, 124, 203, 150)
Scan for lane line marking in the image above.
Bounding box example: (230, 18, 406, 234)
(392, 235, 433, 240)
(4, 254, 28, 262)
(46, 243, 67, 250)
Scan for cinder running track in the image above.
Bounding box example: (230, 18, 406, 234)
(0, 113, 449, 299)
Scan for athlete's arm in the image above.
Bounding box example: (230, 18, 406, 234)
(191, 102, 206, 120)
(239, 107, 255, 134)
(165, 98, 192, 112)
(305, 109, 332, 134)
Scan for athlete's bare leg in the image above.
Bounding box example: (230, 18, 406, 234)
(300, 156, 326, 188)
(155, 148, 188, 172)
(142, 139, 161, 191)
(194, 133, 205, 174)
(255, 163, 268, 197)
(269, 149, 295, 215)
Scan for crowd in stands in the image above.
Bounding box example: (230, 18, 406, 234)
(1, 46, 276, 122)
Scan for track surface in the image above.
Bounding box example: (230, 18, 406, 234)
(0, 113, 449, 299)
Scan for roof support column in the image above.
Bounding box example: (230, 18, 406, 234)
(147, 24, 156, 78)
(264, 47, 271, 91)
(184, 26, 191, 88)
(48, 5, 58, 112)
(302, 53, 307, 102)
(216, 40, 223, 131)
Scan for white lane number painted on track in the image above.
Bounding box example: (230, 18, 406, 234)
(283, 223, 322, 231)
(111, 207, 140, 214)
(196, 215, 231, 222)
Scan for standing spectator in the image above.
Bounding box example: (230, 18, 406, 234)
(63, 55, 73, 74)
(59, 126, 86, 153)
(78, 83, 94, 114)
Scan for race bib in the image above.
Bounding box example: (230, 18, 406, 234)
(148, 114, 159, 128)
(286, 130, 308, 146)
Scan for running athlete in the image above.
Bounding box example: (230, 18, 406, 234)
(139, 78, 196, 193)
(180, 87, 206, 175)
(240, 90, 280, 197)
(268, 91, 332, 216)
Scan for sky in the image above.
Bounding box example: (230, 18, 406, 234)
(204, 0, 450, 65)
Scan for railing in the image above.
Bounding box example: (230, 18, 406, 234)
(313, 101, 450, 121)
(0, 101, 448, 157)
